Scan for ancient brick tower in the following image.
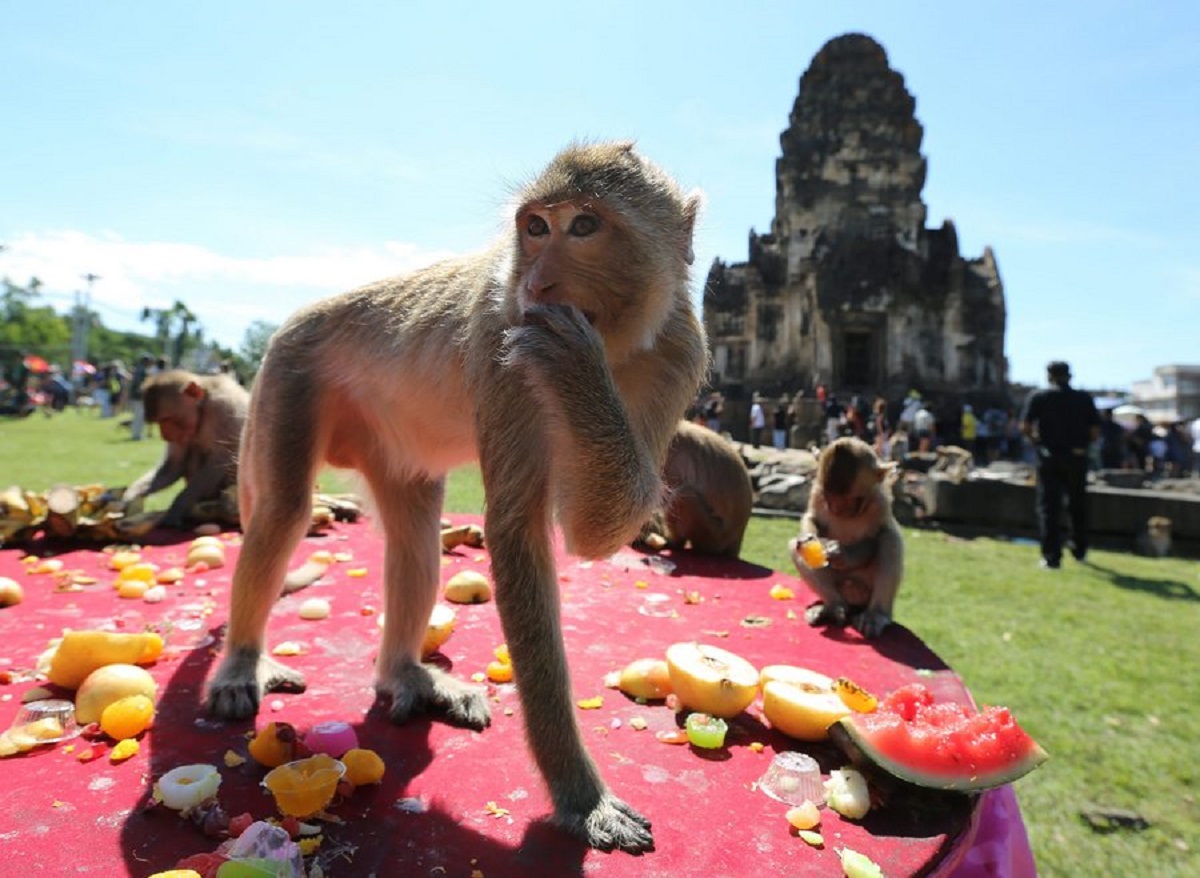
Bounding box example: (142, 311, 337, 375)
(704, 33, 1007, 403)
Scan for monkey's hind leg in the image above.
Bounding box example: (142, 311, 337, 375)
(368, 468, 490, 731)
(207, 414, 311, 720)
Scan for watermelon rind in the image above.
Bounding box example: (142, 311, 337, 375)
(828, 715, 1049, 792)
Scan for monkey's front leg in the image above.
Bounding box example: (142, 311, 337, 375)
(789, 535, 851, 627)
(488, 518, 653, 853)
(853, 527, 903, 639)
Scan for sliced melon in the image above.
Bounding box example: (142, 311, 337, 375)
(829, 683, 1049, 792)
(665, 642, 758, 718)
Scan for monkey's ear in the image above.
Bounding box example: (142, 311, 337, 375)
(183, 381, 206, 401)
(682, 190, 704, 265)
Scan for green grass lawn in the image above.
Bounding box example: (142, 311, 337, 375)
(2, 411, 1197, 876)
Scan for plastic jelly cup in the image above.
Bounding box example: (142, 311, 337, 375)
(684, 712, 729, 749)
(263, 754, 347, 818)
(303, 720, 359, 757)
(756, 751, 824, 806)
(8, 698, 80, 745)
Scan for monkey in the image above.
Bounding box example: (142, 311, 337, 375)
(789, 436, 903, 639)
(1135, 515, 1172, 558)
(638, 420, 754, 557)
(122, 370, 250, 529)
(203, 142, 707, 854)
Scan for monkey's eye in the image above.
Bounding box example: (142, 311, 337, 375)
(525, 215, 549, 237)
(568, 214, 600, 236)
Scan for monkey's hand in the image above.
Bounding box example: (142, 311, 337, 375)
(206, 646, 306, 720)
(557, 792, 654, 854)
(853, 607, 893, 640)
(502, 304, 610, 403)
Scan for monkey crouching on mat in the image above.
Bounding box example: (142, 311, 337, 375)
(122, 370, 249, 529)
(204, 142, 708, 853)
(639, 420, 754, 557)
(789, 436, 903, 639)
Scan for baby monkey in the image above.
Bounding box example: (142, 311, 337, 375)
(790, 436, 903, 638)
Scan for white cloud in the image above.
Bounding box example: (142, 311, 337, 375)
(2, 230, 457, 348)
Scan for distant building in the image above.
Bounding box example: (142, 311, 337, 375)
(1130, 365, 1200, 423)
(704, 33, 1007, 426)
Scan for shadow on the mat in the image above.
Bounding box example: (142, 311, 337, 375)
(117, 624, 597, 877)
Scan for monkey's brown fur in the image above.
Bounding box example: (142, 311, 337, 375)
(123, 370, 249, 528)
(789, 436, 903, 638)
(204, 142, 707, 853)
(641, 420, 754, 557)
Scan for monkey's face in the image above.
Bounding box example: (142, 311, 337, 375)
(151, 393, 201, 445)
(818, 437, 884, 520)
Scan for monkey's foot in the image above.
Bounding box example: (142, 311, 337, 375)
(804, 600, 849, 628)
(851, 608, 893, 639)
(557, 793, 654, 854)
(378, 662, 491, 731)
(207, 648, 307, 720)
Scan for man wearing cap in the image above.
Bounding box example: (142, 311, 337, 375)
(1020, 361, 1101, 568)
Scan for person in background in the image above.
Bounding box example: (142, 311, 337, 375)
(772, 395, 790, 449)
(702, 391, 724, 434)
(129, 354, 153, 440)
(749, 393, 766, 448)
(1020, 361, 1101, 569)
(1097, 407, 1127, 470)
(961, 404, 978, 461)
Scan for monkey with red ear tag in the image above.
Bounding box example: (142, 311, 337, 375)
(789, 436, 903, 638)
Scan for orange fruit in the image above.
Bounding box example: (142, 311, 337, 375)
(100, 694, 155, 739)
(342, 748, 386, 785)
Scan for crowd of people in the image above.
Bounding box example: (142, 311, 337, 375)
(692, 382, 1200, 480)
(1, 352, 243, 443)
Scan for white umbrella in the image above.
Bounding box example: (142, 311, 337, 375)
(1111, 404, 1146, 428)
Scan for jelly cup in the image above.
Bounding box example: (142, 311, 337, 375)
(8, 698, 79, 745)
(303, 720, 359, 758)
(263, 754, 347, 818)
(684, 712, 729, 749)
(756, 751, 824, 806)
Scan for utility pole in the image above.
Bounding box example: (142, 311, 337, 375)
(71, 273, 101, 366)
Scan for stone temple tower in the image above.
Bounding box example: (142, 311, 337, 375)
(704, 33, 1007, 404)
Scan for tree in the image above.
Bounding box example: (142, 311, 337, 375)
(140, 300, 200, 366)
(238, 320, 278, 381)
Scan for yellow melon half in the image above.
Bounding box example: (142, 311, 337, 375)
(665, 642, 759, 718)
(761, 666, 852, 742)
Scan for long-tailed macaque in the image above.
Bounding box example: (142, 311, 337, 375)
(122, 370, 249, 528)
(205, 142, 707, 853)
(789, 436, 903, 639)
(640, 420, 754, 557)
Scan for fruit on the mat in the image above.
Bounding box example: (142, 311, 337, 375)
(74, 663, 158, 724)
(185, 541, 225, 569)
(420, 603, 457, 656)
(615, 657, 673, 701)
(486, 660, 513, 683)
(834, 676, 878, 713)
(665, 642, 759, 718)
(154, 763, 222, 811)
(684, 712, 728, 749)
(0, 576, 24, 607)
(342, 748, 386, 785)
(248, 721, 298, 768)
(48, 630, 164, 689)
(100, 694, 156, 740)
(443, 570, 492, 604)
(760, 665, 851, 741)
(785, 799, 821, 830)
(263, 753, 345, 818)
(839, 848, 884, 878)
(824, 767, 871, 819)
(829, 682, 1049, 792)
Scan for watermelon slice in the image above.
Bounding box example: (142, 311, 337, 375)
(828, 683, 1048, 792)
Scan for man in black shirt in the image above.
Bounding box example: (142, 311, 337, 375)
(1020, 361, 1101, 568)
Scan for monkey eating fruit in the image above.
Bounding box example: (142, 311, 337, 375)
(789, 436, 904, 638)
(638, 420, 754, 557)
(123, 370, 249, 529)
(204, 142, 707, 853)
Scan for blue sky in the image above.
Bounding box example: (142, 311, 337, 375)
(3, 1, 1197, 390)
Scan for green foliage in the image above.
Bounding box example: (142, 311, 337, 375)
(1, 416, 1196, 876)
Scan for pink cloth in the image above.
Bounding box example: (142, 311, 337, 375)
(950, 786, 1039, 877)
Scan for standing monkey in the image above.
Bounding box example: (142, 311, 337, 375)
(122, 370, 249, 528)
(789, 436, 903, 638)
(205, 142, 708, 853)
(640, 420, 754, 557)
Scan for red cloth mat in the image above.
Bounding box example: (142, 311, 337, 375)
(0, 516, 1017, 877)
